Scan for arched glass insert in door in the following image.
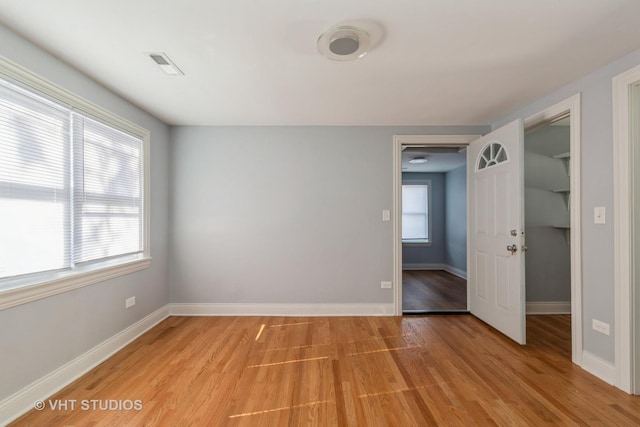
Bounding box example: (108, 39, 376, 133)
(477, 142, 508, 171)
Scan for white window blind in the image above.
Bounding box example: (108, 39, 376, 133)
(402, 184, 429, 241)
(0, 81, 71, 278)
(73, 115, 143, 264)
(0, 77, 144, 281)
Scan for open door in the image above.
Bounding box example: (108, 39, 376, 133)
(468, 119, 525, 344)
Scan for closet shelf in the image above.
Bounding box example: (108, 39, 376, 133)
(553, 225, 571, 245)
(552, 152, 570, 176)
(552, 188, 571, 211)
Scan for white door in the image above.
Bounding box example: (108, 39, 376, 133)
(468, 119, 525, 344)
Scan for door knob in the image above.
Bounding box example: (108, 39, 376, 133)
(507, 244, 518, 254)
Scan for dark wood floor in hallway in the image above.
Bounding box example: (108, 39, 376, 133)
(403, 269, 467, 311)
(11, 314, 640, 426)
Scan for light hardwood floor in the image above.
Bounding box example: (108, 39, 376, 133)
(10, 315, 640, 426)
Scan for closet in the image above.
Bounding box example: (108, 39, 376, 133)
(524, 118, 571, 313)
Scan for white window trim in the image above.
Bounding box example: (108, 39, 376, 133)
(401, 180, 432, 245)
(0, 56, 151, 311)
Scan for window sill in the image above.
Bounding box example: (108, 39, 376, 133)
(0, 256, 151, 311)
(402, 240, 433, 247)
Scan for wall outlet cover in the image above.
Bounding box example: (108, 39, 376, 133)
(592, 319, 610, 335)
(594, 206, 606, 224)
(125, 296, 136, 309)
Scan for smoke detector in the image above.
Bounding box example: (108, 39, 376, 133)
(317, 25, 371, 61)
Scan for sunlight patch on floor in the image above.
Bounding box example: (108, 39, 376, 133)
(349, 345, 421, 356)
(228, 400, 333, 418)
(247, 356, 328, 368)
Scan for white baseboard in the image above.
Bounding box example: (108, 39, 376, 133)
(581, 350, 615, 385)
(443, 265, 467, 279)
(0, 306, 170, 426)
(526, 301, 571, 314)
(402, 263, 444, 270)
(169, 303, 395, 317)
(402, 264, 467, 280)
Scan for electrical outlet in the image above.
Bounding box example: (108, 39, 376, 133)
(125, 296, 136, 309)
(381, 281, 392, 289)
(592, 319, 610, 335)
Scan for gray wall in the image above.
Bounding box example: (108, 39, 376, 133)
(401, 173, 446, 266)
(0, 24, 171, 401)
(524, 126, 571, 302)
(169, 126, 487, 304)
(493, 46, 640, 363)
(444, 165, 467, 272)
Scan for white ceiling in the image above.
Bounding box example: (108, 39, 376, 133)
(402, 147, 466, 173)
(2, 1, 640, 126)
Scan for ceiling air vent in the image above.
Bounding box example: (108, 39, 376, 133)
(147, 52, 184, 76)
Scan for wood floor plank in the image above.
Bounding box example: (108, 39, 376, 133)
(9, 314, 640, 426)
(403, 270, 467, 311)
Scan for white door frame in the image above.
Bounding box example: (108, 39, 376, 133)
(524, 94, 582, 365)
(392, 135, 481, 315)
(393, 94, 582, 365)
(613, 64, 640, 394)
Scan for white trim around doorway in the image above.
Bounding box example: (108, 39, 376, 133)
(392, 134, 481, 316)
(524, 94, 582, 366)
(393, 96, 582, 368)
(613, 64, 640, 394)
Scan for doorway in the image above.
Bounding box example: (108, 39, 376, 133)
(393, 95, 582, 363)
(399, 145, 469, 313)
(393, 135, 480, 315)
(523, 95, 582, 364)
(523, 115, 572, 355)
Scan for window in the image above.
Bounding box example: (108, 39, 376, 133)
(72, 115, 143, 264)
(402, 183, 431, 243)
(0, 81, 71, 278)
(477, 142, 508, 170)
(0, 59, 150, 309)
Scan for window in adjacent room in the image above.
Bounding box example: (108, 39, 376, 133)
(401, 183, 431, 243)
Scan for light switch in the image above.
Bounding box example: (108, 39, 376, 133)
(382, 210, 390, 221)
(594, 207, 606, 224)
